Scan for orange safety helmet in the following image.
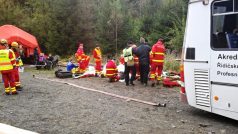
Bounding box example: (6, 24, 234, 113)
(11, 42, 19, 47)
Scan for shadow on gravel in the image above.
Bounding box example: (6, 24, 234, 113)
(188, 108, 238, 126)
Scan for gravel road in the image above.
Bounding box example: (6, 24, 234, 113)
(0, 68, 237, 134)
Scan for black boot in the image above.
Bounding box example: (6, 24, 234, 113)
(16, 86, 23, 91)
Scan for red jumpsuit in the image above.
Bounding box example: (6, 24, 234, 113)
(12, 50, 21, 88)
(75, 48, 90, 73)
(106, 60, 119, 82)
(0, 49, 17, 94)
(93, 47, 102, 75)
(150, 40, 165, 81)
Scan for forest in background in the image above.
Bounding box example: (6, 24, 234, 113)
(0, 0, 188, 56)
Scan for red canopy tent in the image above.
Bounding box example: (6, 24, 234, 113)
(0, 25, 41, 57)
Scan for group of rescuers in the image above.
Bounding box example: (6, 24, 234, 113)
(0, 39, 23, 95)
(71, 37, 165, 87)
(0, 36, 165, 95)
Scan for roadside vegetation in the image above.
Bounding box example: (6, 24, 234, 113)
(0, 0, 187, 71)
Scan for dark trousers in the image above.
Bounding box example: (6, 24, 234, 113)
(139, 63, 150, 84)
(124, 63, 136, 85)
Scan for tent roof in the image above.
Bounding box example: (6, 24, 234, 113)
(0, 25, 39, 49)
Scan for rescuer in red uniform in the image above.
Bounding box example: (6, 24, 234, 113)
(0, 39, 17, 95)
(106, 56, 119, 82)
(150, 38, 165, 87)
(10, 42, 23, 90)
(93, 44, 102, 76)
(75, 43, 90, 73)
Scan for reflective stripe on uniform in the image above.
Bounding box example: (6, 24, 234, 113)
(15, 82, 21, 87)
(5, 88, 10, 93)
(150, 74, 156, 78)
(157, 76, 162, 81)
(152, 60, 164, 63)
(106, 74, 115, 76)
(106, 68, 116, 71)
(11, 87, 17, 92)
(0, 62, 13, 65)
(154, 52, 164, 55)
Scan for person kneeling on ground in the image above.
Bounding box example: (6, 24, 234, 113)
(66, 58, 77, 72)
(106, 56, 119, 82)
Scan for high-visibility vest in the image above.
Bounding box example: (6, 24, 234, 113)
(18, 59, 23, 66)
(13, 50, 22, 67)
(93, 48, 102, 62)
(0, 49, 14, 71)
(123, 47, 133, 62)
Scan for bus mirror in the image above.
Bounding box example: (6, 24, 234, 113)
(203, 0, 209, 5)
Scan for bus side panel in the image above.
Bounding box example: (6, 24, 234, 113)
(184, 2, 211, 112)
(212, 108, 238, 120)
(211, 85, 238, 112)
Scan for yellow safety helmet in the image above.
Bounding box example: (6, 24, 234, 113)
(0, 39, 8, 45)
(11, 42, 18, 47)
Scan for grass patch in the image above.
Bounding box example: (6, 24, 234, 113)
(164, 54, 180, 72)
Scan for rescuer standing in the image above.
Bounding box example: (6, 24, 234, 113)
(93, 44, 102, 77)
(149, 38, 165, 87)
(10, 42, 23, 90)
(135, 37, 151, 86)
(123, 41, 136, 86)
(0, 39, 18, 95)
(75, 43, 90, 73)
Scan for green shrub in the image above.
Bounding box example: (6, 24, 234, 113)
(164, 54, 180, 72)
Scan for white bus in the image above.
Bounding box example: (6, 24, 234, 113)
(181, 0, 238, 120)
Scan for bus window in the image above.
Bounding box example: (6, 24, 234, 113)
(212, 0, 238, 49)
(235, 0, 238, 11)
(213, 0, 233, 14)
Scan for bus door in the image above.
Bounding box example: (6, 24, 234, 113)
(210, 0, 238, 113)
